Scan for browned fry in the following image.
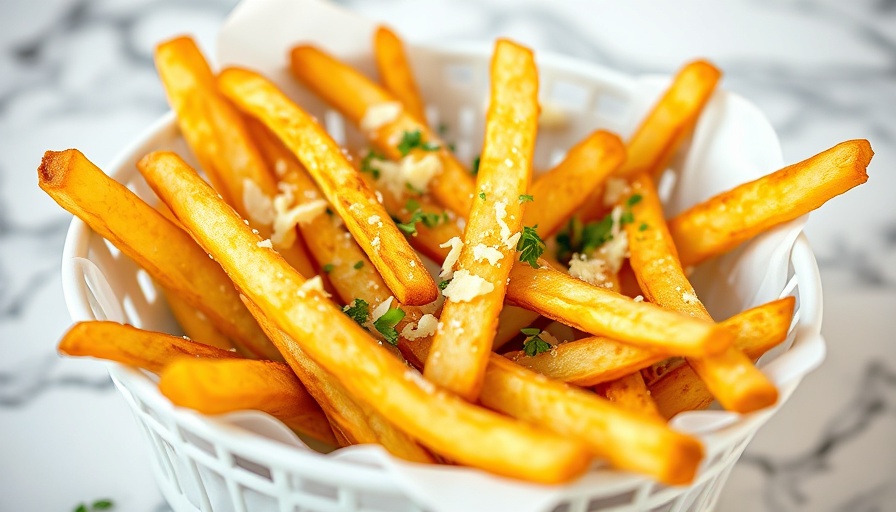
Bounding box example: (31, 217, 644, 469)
(218, 67, 437, 306)
(289, 45, 476, 216)
(525, 131, 626, 238)
(595, 372, 662, 421)
(618, 60, 722, 179)
(669, 139, 873, 266)
(506, 262, 730, 357)
(154, 36, 316, 277)
(38, 149, 279, 360)
(162, 290, 233, 350)
(506, 297, 795, 387)
(625, 174, 778, 413)
(424, 40, 539, 401)
(138, 150, 591, 483)
(374, 26, 427, 122)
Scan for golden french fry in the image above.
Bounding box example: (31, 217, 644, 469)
(374, 26, 427, 122)
(506, 262, 730, 357)
(58, 321, 235, 373)
(595, 372, 662, 421)
(650, 296, 795, 417)
(625, 174, 777, 413)
(525, 131, 626, 238)
(506, 297, 794, 387)
(38, 149, 279, 360)
(154, 36, 316, 277)
(138, 150, 591, 483)
(424, 40, 539, 400)
(289, 45, 476, 216)
(218, 67, 437, 306)
(162, 290, 233, 350)
(669, 139, 873, 266)
(619, 60, 722, 179)
(158, 358, 336, 445)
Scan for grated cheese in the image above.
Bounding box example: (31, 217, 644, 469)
(296, 275, 329, 298)
(439, 237, 464, 278)
(369, 153, 443, 199)
(242, 179, 275, 226)
(360, 101, 403, 132)
(256, 239, 273, 249)
(634, 295, 644, 303)
(400, 314, 439, 340)
(367, 215, 381, 225)
(441, 270, 494, 302)
(682, 292, 700, 305)
(271, 181, 328, 246)
(371, 296, 395, 321)
(472, 244, 503, 266)
(568, 253, 608, 286)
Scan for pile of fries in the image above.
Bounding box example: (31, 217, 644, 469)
(41, 27, 872, 487)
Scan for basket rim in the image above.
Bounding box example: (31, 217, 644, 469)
(59, 44, 825, 496)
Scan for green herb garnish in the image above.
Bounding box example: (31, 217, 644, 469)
(342, 298, 369, 325)
(517, 225, 546, 268)
(626, 193, 643, 207)
(479, 192, 486, 200)
(519, 194, 534, 203)
(438, 279, 452, 291)
(397, 199, 447, 236)
(353, 261, 364, 270)
(360, 149, 386, 179)
(639, 222, 649, 232)
(472, 155, 481, 175)
(322, 263, 335, 273)
(521, 328, 552, 356)
(374, 307, 406, 345)
(397, 129, 440, 156)
(73, 500, 115, 512)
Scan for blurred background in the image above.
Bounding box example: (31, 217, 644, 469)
(0, 0, 893, 510)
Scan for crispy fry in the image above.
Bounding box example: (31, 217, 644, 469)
(289, 45, 475, 215)
(154, 36, 316, 277)
(618, 60, 722, 179)
(162, 290, 233, 350)
(506, 262, 730, 357)
(625, 174, 778, 413)
(218, 67, 437, 306)
(596, 372, 662, 421)
(139, 150, 591, 483)
(669, 139, 873, 266)
(525, 131, 625, 238)
(374, 26, 427, 122)
(506, 297, 794, 387)
(424, 40, 539, 400)
(159, 358, 336, 444)
(650, 296, 795, 417)
(58, 321, 235, 373)
(38, 149, 279, 360)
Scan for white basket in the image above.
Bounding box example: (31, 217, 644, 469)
(60, 41, 825, 512)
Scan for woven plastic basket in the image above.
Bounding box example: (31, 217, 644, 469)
(60, 39, 825, 512)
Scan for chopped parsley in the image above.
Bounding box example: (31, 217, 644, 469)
(322, 263, 335, 273)
(555, 194, 643, 262)
(342, 298, 369, 325)
(438, 279, 452, 291)
(397, 129, 440, 156)
(517, 225, 546, 268)
(639, 222, 649, 232)
(74, 500, 115, 512)
(360, 149, 386, 179)
(353, 261, 364, 270)
(519, 194, 534, 203)
(627, 193, 643, 207)
(472, 155, 481, 175)
(373, 307, 406, 345)
(438, 122, 449, 136)
(479, 192, 486, 200)
(521, 328, 552, 356)
(397, 199, 448, 236)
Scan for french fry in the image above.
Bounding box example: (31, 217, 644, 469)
(424, 40, 539, 400)
(58, 321, 235, 373)
(218, 67, 437, 306)
(650, 296, 795, 417)
(154, 36, 316, 277)
(625, 174, 778, 413)
(38, 149, 280, 360)
(374, 26, 427, 123)
(595, 372, 662, 421)
(162, 290, 233, 350)
(669, 139, 873, 266)
(618, 60, 722, 179)
(138, 150, 591, 483)
(159, 358, 336, 445)
(289, 45, 476, 215)
(525, 131, 626, 238)
(506, 297, 794, 387)
(506, 262, 730, 357)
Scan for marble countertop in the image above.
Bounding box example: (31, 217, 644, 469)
(1, 0, 893, 510)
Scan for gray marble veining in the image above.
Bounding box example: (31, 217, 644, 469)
(0, 0, 893, 511)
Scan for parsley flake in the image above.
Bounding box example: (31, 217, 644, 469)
(639, 222, 649, 232)
(342, 298, 369, 326)
(92, 500, 114, 511)
(519, 194, 534, 203)
(438, 279, 452, 291)
(521, 328, 552, 356)
(397, 129, 440, 156)
(397, 199, 447, 236)
(626, 193, 643, 207)
(353, 261, 364, 270)
(479, 192, 487, 200)
(322, 263, 335, 273)
(472, 155, 481, 175)
(517, 225, 546, 268)
(360, 150, 385, 179)
(374, 307, 406, 345)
